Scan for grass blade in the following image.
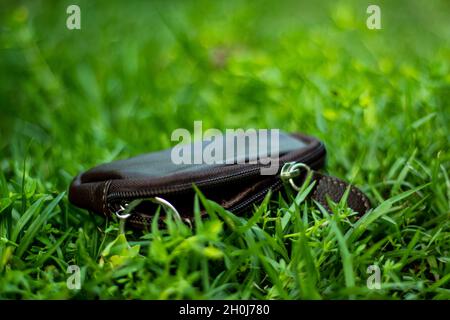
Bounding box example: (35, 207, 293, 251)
(16, 193, 65, 259)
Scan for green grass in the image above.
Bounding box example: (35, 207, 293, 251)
(0, 0, 449, 299)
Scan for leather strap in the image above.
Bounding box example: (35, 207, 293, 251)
(309, 172, 371, 215)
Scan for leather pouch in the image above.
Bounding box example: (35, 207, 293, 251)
(68, 131, 371, 228)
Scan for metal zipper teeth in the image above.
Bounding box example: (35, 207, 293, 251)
(127, 155, 325, 226)
(108, 166, 270, 201)
(107, 143, 325, 204)
(128, 214, 154, 226)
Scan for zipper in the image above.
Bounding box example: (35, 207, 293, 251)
(126, 155, 321, 227)
(227, 180, 284, 213)
(108, 143, 325, 222)
(227, 155, 321, 214)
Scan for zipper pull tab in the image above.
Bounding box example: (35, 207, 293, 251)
(280, 161, 312, 191)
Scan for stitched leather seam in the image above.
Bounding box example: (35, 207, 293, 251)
(327, 176, 370, 211)
(311, 177, 321, 200)
(312, 177, 329, 210)
(102, 180, 112, 216)
(312, 175, 370, 213)
(353, 188, 370, 211)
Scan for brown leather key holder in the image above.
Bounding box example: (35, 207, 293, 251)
(68, 132, 371, 229)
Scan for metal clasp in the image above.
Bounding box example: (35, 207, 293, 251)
(114, 197, 182, 234)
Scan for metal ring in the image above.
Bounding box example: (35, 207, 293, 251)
(280, 162, 311, 191)
(113, 197, 182, 222)
(150, 196, 182, 221)
(289, 163, 311, 191)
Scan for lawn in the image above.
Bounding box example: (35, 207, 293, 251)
(0, 0, 449, 299)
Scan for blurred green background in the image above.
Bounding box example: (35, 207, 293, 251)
(0, 0, 449, 299)
(1, 0, 449, 179)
